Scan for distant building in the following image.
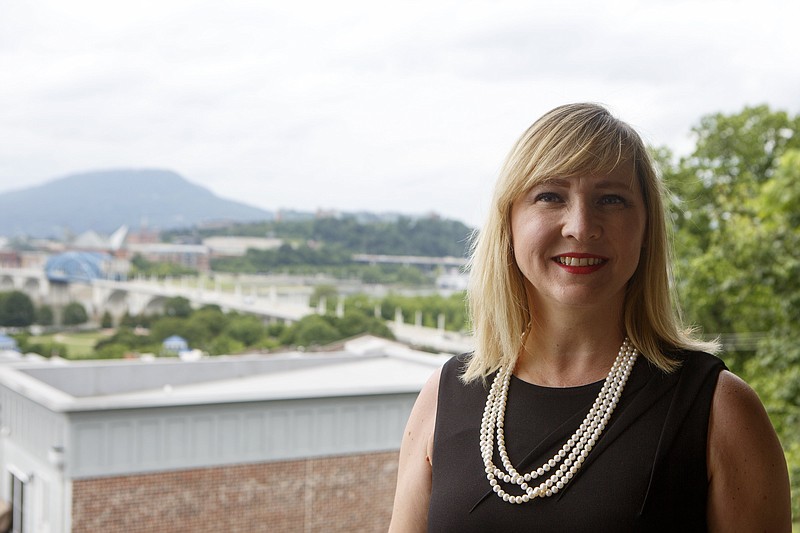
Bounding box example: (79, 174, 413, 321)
(0, 336, 445, 532)
(125, 227, 160, 245)
(126, 243, 210, 272)
(19, 251, 53, 269)
(202, 236, 283, 257)
(0, 251, 20, 269)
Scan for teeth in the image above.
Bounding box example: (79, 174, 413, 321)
(557, 257, 603, 267)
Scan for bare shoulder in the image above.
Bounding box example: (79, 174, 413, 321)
(707, 370, 792, 532)
(403, 366, 442, 465)
(388, 366, 442, 533)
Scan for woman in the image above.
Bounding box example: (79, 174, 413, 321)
(389, 103, 791, 532)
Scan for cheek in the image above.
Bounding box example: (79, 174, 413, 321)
(510, 207, 549, 248)
(510, 220, 544, 259)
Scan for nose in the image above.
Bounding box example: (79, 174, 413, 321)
(562, 202, 601, 241)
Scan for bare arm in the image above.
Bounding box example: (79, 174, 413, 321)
(707, 370, 792, 532)
(388, 367, 441, 533)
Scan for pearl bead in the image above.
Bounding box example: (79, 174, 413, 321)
(481, 338, 638, 505)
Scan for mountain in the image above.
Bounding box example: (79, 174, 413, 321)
(0, 169, 273, 237)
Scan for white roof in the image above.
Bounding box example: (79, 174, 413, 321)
(0, 337, 448, 413)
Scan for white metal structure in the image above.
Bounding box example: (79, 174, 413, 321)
(0, 337, 446, 532)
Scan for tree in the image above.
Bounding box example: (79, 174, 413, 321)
(671, 106, 800, 229)
(0, 291, 36, 327)
(186, 307, 229, 341)
(224, 315, 267, 347)
(35, 304, 54, 326)
(101, 311, 114, 328)
(337, 311, 394, 339)
(130, 253, 198, 278)
(62, 302, 88, 326)
(660, 108, 800, 517)
(150, 317, 197, 347)
(164, 296, 193, 318)
(280, 315, 340, 347)
(207, 334, 245, 356)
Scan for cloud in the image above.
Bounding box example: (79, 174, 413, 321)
(0, 0, 798, 227)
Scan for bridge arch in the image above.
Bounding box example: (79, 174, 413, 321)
(105, 289, 130, 322)
(23, 277, 42, 303)
(142, 296, 168, 316)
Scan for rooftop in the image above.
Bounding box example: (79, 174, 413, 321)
(0, 336, 447, 413)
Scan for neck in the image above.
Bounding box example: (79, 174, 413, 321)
(516, 302, 627, 387)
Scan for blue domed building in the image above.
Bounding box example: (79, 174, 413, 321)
(45, 252, 111, 283)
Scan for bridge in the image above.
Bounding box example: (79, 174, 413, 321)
(351, 254, 467, 269)
(0, 267, 313, 324)
(1, 265, 475, 353)
(91, 277, 313, 323)
(0, 267, 51, 304)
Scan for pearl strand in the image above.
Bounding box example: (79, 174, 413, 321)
(480, 338, 638, 504)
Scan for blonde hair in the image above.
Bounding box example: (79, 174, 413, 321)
(462, 103, 718, 383)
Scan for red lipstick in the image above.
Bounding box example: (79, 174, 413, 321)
(553, 253, 608, 274)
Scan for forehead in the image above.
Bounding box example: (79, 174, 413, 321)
(530, 161, 639, 191)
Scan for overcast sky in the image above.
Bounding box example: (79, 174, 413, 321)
(1, 0, 798, 228)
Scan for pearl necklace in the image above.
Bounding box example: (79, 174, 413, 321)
(480, 338, 638, 504)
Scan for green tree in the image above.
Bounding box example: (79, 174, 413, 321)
(164, 296, 193, 318)
(660, 109, 800, 517)
(62, 302, 88, 326)
(224, 315, 267, 347)
(0, 291, 35, 327)
(94, 326, 155, 355)
(130, 253, 198, 278)
(100, 311, 114, 328)
(207, 334, 245, 356)
(150, 317, 192, 347)
(337, 311, 394, 339)
(35, 304, 54, 326)
(186, 307, 229, 342)
(280, 315, 340, 347)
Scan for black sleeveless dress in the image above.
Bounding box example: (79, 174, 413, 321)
(428, 351, 726, 532)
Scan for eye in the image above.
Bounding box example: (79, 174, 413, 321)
(534, 192, 563, 203)
(599, 195, 627, 206)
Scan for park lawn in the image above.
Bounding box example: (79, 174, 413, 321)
(34, 330, 109, 359)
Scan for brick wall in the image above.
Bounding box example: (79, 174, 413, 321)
(71, 451, 399, 533)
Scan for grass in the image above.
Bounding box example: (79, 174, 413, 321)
(33, 330, 109, 359)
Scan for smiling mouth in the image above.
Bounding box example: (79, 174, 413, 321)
(554, 256, 606, 267)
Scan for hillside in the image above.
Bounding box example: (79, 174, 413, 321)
(0, 169, 273, 237)
(168, 216, 475, 258)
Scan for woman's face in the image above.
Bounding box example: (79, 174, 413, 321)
(510, 163, 647, 315)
